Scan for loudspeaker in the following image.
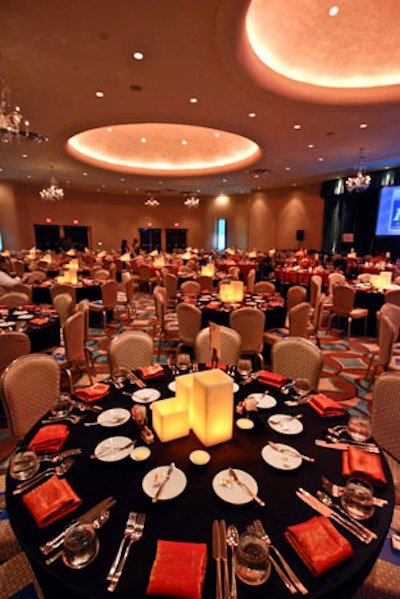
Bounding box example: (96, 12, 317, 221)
(296, 229, 304, 241)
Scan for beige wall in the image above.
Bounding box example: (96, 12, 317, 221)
(0, 180, 324, 251)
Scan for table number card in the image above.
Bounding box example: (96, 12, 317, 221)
(209, 321, 221, 359)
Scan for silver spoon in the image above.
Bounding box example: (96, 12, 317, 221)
(226, 524, 239, 599)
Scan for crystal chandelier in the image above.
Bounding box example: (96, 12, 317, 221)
(184, 195, 200, 209)
(144, 195, 160, 207)
(345, 148, 371, 193)
(0, 78, 47, 143)
(39, 177, 65, 202)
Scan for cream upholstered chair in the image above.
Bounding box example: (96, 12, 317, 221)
(176, 302, 202, 354)
(11, 283, 33, 300)
(92, 268, 110, 281)
(26, 270, 46, 284)
(0, 292, 29, 308)
(309, 275, 322, 309)
(108, 330, 154, 372)
(165, 273, 178, 307)
(228, 266, 240, 280)
(0, 354, 60, 439)
(53, 292, 74, 327)
(180, 280, 201, 296)
(195, 326, 241, 366)
(0, 331, 31, 377)
(154, 291, 179, 359)
(0, 552, 44, 598)
(264, 302, 310, 347)
(357, 273, 372, 284)
(327, 284, 368, 337)
(254, 281, 276, 295)
(307, 292, 327, 347)
(138, 263, 158, 292)
(115, 274, 136, 320)
(384, 288, 400, 307)
(77, 299, 91, 342)
(286, 285, 307, 313)
(271, 337, 323, 392)
(50, 283, 77, 310)
(88, 279, 118, 331)
(196, 275, 214, 293)
(327, 272, 345, 296)
(245, 269, 255, 293)
(229, 306, 265, 369)
(364, 314, 400, 384)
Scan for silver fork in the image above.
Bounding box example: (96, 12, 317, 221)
(253, 520, 308, 595)
(106, 512, 137, 581)
(107, 513, 146, 592)
(13, 458, 75, 495)
(41, 414, 84, 425)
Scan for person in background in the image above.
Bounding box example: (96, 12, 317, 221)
(0, 257, 22, 288)
(120, 239, 130, 255)
(131, 238, 140, 256)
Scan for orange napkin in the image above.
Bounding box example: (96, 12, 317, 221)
(342, 446, 387, 486)
(28, 424, 69, 453)
(284, 516, 353, 577)
(205, 362, 227, 371)
(258, 370, 288, 388)
(308, 394, 347, 418)
(137, 364, 164, 380)
(146, 540, 207, 599)
(29, 317, 49, 326)
(74, 383, 110, 402)
(24, 305, 40, 311)
(206, 302, 221, 310)
(201, 289, 210, 295)
(22, 475, 82, 528)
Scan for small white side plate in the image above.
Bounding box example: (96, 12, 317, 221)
(142, 465, 187, 501)
(247, 393, 277, 409)
(212, 468, 258, 505)
(132, 388, 161, 404)
(94, 436, 133, 462)
(267, 414, 303, 435)
(97, 408, 130, 428)
(261, 443, 302, 470)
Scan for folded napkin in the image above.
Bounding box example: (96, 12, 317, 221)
(137, 364, 164, 380)
(284, 516, 353, 577)
(205, 362, 227, 371)
(28, 424, 69, 453)
(146, 540, 207, 599)
(29, 317, 49, 326)
(258, 370, 288, 388)
(201, 289, 210, 295)
(22, 475, 82, 528)
(74, 383, 110, 402)
(24, 305, 40, 311)
(342, 446, 388, 486)
(308, 394, 347, 418)
(206, 302, 221, 310)
(268, 300, 282, 307)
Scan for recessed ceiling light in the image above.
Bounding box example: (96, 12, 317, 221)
(293, 124, 301, 130)
(96, 91, 104, 98)
(215, 133, 220, 138)
(292, 182, 297, 187)
(107, 127, 113, 132)
(329, 6, 339, 16)
(141, 137, 147, 143)
(285, 166, 291, 171)
(181, 140, 188, 145)
(308, 144, 314, 149)
(0, 168, 3, 172)
(248, 112, 256, 118)
(26, 174, 31, 178)
(222, 178, 227, 183)
(22, 154, 28, 158)
(360, 123, 368, 129)
(318, 157, 324, 162)
(190, 97, 198, 104)
(133, 51, 144, 60)
(82, 172, 88, 176)
(120, 178, 125, 182)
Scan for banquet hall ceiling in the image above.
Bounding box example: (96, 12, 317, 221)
(1, 0, 400, 198)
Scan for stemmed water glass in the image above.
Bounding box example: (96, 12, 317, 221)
(292, 378, 312, 399)
(236, 358, 252, 380)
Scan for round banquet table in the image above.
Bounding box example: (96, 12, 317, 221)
(0, 307, 60, 352)
(6, 370, 394, 599)
(32, 281, 102, 306)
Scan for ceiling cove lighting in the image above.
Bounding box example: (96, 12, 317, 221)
(0, 78, 47, 144)
(39, 177, 65, 202)
(346, 148, 371, 193)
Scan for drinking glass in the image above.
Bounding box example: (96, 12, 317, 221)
(341, 478, 375, 520)
(176, 353, 192, 374)
(236, 358, 252, 380)
(112, 367, 129, 388)
(63, 523, 99, 569)
(51, 392, 72, 418)
(235, 532, 271, 586)
(293, 378, 312, 398)
(347, 413, 372, 442)
(9, 449, 39, 481)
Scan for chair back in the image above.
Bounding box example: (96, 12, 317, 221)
(371, 373, 400, 461)
(63, 311, 86, 363)
(108, 330, 154, 372)
(272, 337, 323, 391)
(12, 283, 33, 300)
(309, 275, 322, 307)
(312, 292, 327, 333)
(357, 273, 372, 284)
(180, 280, 201, 296)
(138, 264, 153, 282)
(101, 279, 118, 309)
(288, 302, 310, 338)
(286, 285, 307, 313)
(328, 272, 345, 296)
(26, 271, 46, 284)
(153, 286, 167, 306)
(53, 293, 74, 326)
(0, 292, 30, 308)
(332, 284, 355, 316)
(229, 307, 265, 355)
(77, 299, 90, 340)
(165, 273, 178, 300)
(0, 354, 60, 438)
(196, 275, 213, 293)
(245, 270, 255, 293)
(93, 268, 110, 281)
(176, 303, 202, 346)
(254, 281, 276, 295)
(195, 326, 241, 365)
(0, 331, 31, 377)
(124, 275, 136, 302)
(108, 262, 117, 280)
(379, 303, 400, 340)
(377, 314, 396, 368)
(228, 266, 240, 280)
(50, 283, 77, 310)
(384, 288, 400, 307)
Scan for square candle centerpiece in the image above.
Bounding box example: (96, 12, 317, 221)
(151, 397, 190, 443)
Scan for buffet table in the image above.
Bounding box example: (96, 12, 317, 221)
(6, 370, 394, 599)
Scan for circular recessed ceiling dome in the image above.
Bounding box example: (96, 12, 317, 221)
(242, 0, 400, 103)
(67, 123, 261, 176)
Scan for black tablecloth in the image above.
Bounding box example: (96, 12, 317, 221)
(32, 284, 102, 306)
(0, 308, 60, 352)
(6, 371, 394, 599)
(355, 289, 385, 337)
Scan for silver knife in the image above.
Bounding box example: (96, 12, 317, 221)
(90, 439, 135, 459)
(315, 440, 380, 453)
(228, 467, 265, 507)
(39, 496, 116, 555)
(212, 520, 223, 599)
(39, 448, 82, 462)
(219, 520, 230, 599)
(152, 463, 174, 503)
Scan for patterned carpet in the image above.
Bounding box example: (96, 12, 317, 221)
(0, 293, 379, 470)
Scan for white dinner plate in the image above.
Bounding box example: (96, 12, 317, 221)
(94, 436, 134, 462)
(132, 388, 161, 404)
(142, 465, 187, 501)
(233, 383, 239, 393)
(261, 443, 302, 470)
(247, 392, 277, 410)
(168, 381, 176, 392)
(17, 314, 34, 320)
(0, 321, 15, 327)
(267, 414, 303, 435)
(13, 310, 28, 316)
(97, 408, 130, 428)
(212, 468, 258, 505)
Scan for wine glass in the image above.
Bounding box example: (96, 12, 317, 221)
(235, 531, 271, 586)
(347, 413, 372, 442)
(341, 478, 375, 520)
(62, 523, 99, 569)
(9, 448, 39, 481)
(292, 378, 312, 399)
(237, 358, 252, 380)
(176, 353, 192, 375)
(112, 367, 129, 389)
(51, 392, 72, 418)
